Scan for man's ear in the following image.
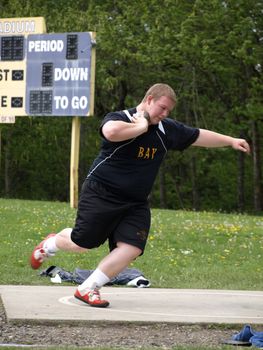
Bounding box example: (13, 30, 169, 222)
(146, 95, 154, 105)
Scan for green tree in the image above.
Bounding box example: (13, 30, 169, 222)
(175, 0, 261, 211)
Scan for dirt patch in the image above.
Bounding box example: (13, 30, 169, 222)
(0, 301, 239, 348)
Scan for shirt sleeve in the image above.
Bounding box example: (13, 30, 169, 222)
(164, 119, 200, 151)
(99, 111, 129, 138)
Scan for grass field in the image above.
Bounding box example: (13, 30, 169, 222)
(0, 198, 262, 290)
(0, 198, 262, 350)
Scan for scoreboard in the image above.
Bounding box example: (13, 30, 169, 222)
(26, 32, 94, 116)
(0, 17, 46, 117)
(0, 17, 95, 117)
(0, 34, 26, 116)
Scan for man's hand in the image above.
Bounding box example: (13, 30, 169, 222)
(231, 138, 251, 154)
(132, 111, 149, 129)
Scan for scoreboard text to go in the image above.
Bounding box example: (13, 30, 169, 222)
(0, 32, 95, 116)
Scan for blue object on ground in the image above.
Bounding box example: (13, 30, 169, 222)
(227, 325, 263, 348)
(232, 324, 254, 342)
(250, 332, 263, 348)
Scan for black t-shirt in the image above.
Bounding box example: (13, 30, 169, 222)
(87, 107, 200, 201)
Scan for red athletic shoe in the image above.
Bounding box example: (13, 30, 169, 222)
(74, 289, 109, 308)
(30, 233, 56, 269)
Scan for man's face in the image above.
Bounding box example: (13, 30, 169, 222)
(146, 95, 175, 124)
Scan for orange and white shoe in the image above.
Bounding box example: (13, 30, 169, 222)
(74, 288, 109, 308)
(30, 233, 56, 269)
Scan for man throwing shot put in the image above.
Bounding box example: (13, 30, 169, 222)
(30, 83, 250, 307)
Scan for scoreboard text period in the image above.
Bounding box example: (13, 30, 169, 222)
(26, 32, 94, 116)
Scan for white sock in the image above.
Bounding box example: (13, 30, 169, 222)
(77, 268, 110, 295)
(43, 236, 59, 254)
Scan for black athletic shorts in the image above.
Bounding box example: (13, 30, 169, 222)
(71, 179, 151, 254)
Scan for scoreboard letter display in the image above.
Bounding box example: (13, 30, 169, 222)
(26, 32, 94, 116)
(0, 17, 46, 117)
(0, 35, 26, 115)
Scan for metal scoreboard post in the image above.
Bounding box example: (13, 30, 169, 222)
(26, 32, 94, 116)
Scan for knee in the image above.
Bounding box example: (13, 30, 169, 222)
(116, 242, 142, 259)
(56, 230, 88, 253)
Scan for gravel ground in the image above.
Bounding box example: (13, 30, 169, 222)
(0, 300, 239, 349)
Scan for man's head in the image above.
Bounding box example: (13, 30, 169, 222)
(143, 83, 177, 104)
(141, 83, 176, 124)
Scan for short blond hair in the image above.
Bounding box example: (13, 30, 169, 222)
(142, 83, 176, 104)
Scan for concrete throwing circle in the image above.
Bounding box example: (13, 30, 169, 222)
(58, 289, 263, 324)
